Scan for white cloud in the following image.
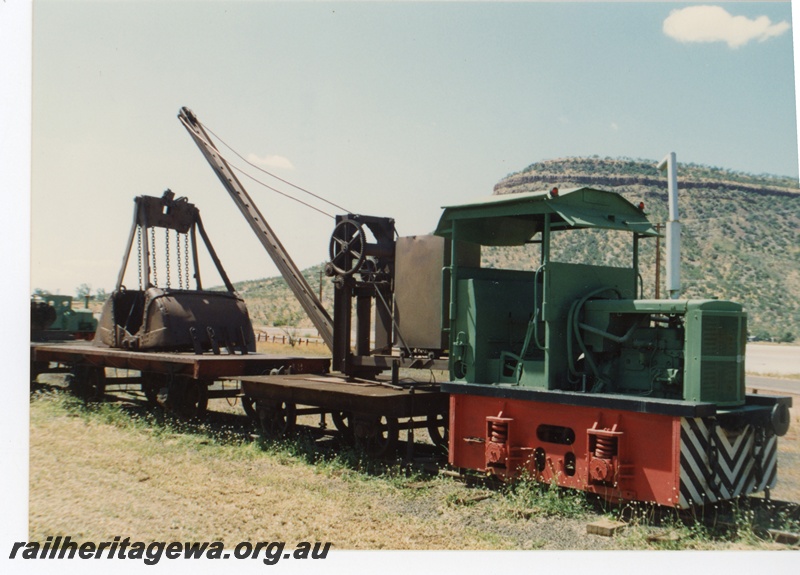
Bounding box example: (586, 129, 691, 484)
(610, 122, 619, 132)
(663, 5, 790, 49)
(246, 153, 295, 170)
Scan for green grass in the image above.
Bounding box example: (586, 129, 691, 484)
(499, 472, 591, 519)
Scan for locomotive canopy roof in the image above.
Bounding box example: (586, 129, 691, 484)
(434, 186, 659, 246)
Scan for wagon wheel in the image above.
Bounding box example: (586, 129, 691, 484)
(426, 412, 449, 452)
(241, 395, 257, 420)
(181, 382, 208, 419)
(328, 218, 367, 276)
(165, 377, 208, 418)
(331, 411, 354, 442)
(140, 372, 168, 407)
(30, 360, 48, 385)
(256, 400, 297, 438)
(354, 415, 399, 458)
(67, 365, 106, 401)
(142, 383, 160, 406)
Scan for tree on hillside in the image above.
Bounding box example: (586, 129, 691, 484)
(75, 283, 91, 299)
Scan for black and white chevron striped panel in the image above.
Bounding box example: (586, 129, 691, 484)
(679, 418, 776, 508)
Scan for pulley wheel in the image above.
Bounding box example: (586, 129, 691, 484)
(358, 258, 378, 283)
(328, 218, 367, 276)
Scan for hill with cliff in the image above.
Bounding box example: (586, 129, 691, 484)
(233, 157, 800, 342)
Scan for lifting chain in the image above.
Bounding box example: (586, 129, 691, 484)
(150, 227, 157, 287)
(165, 228, 171, 289)
(136, 225, 143, 290)
(176, 231, 183, 289)
(184, 232, 190, 289)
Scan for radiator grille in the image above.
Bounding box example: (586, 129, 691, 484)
(701, 315, 740, 357)
(698, 314, 745, 405)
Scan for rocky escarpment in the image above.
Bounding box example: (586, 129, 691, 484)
(485, 157, 800, 342)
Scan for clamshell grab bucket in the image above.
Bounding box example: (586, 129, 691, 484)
(94, 190, 256, 354)
(95, 287, 255, 352)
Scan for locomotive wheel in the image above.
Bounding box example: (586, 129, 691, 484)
(354, 415, 399, 458)
(426, 412, 449, 452)
(328, 218, 367, 276)
(67, 365, 106, 401)
(331, 411, 354, 442)
(256, 400, 297, 438)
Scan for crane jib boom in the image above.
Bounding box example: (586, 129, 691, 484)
(177, 107, 335, 351)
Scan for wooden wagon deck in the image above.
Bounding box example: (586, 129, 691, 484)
(32, 342, 330, 380)
(236, 373, 447, 417)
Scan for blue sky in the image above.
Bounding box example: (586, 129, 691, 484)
(12, 1, 800, 296)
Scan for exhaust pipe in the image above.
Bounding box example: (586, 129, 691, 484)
(657, 152, 681, 300)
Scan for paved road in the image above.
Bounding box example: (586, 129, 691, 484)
(746, 375, 799, 396)
(744, 344, 799, 396)
(746, 344, 800, 376)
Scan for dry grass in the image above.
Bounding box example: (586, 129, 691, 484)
(254, 339, 329, 357)
(28, 382, 800, 551)
(28, 390, 530, 549)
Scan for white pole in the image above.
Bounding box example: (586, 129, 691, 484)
(657, 152, 681, 300)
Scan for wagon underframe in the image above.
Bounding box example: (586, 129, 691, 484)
(234, 373, 450, 456)
(31, 342, 331, 416)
